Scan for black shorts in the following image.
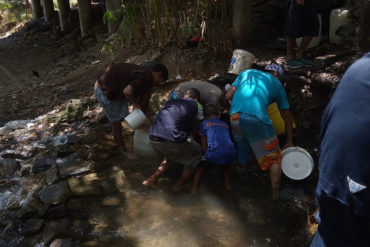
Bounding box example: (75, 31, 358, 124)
(285, 0, 319, 38)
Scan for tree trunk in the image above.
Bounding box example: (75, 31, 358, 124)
(31, 0, 43, 20)
(57, 0, 70, 32)
(106, 0, 121, 33)
(42, 0, 54, 23)
(78, 0, 92, 37)
(232, 0, 252, 49)
(359, 2, 370, 50)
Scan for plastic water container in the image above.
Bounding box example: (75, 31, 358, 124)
(281, 147, 314, 180)
(297, 14, 322, 48)
(267, 103, 296, 136)
(330, 8, 351, 45)
(124, 109, 148, 130)
(228, 49, 255, 75)
(133, 129, 159, 158)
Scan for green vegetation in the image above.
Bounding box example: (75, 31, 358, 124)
(0, 0, 30, 25)
(103, 0, 232, 51)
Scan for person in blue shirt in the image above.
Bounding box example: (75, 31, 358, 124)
(225, 64, 294, 200)
(142, 88, 203, 191)
(191, 104, 237, 194)
(310, 53, 370, 247)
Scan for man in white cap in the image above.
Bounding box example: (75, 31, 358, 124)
(225, 64, 294, 199)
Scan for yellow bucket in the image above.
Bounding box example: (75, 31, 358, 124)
(267, 103, 296, 136)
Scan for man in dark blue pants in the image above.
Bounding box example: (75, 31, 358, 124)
(310, 53, 370, 247)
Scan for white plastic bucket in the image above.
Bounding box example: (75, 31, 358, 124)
(133, 129, 159, 158)
(296, 14, 322, 48)
(228, 49, 255, 75)
(281, 147, 314, 180)
(124, 109, 148, 130)
(329, 8, 351, 45)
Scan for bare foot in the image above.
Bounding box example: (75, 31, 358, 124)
(142, 178, 156, 188)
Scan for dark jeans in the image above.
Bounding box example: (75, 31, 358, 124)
(310, 190, 370, 247)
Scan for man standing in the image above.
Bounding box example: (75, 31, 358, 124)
(94, 63, 168, 159)
(310, 53, 370, 246)
(225, 64, 294, 199)
(285, 0, 319, 68)
(142, 88, 203, 191)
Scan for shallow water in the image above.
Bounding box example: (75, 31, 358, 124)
(70, 156, 314, 247)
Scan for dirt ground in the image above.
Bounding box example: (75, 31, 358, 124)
(0, 19, 364, 247)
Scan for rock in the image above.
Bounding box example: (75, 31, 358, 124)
(66, 134, 81, 144)
(45, 204, 68, 220)
(42, 218, 71, 246)
(59, 99, 85, 123)
(68, 173, 102, 196)
(101, 195, 122, 207)
(0, 125, 12, 136)
(70, 148, 89, 160)
(55, 144, 77, 157)
(39, 181, 70, 205)
(46, 165, 59, 185)
(32, 153, 56, 174)
(50, 238, 73, 247)
(58, 158, 94, 178)
(0, 158, 18, 179)
(19, 219, 44, 236)
(37, 203, 51, 218)
(16, 196, 43, 220)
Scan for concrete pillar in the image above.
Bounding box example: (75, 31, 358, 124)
(57, 0, 71, 32)
(232, 0, 252, 49)
(31, 0, 43, 20)
(42, 0, 54, 23)
(105, 0, 121, 33)
(78, 0, 92, 37)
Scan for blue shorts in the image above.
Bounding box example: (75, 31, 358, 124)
(94, 86, 129, 123)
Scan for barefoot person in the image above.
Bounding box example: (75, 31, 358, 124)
(191, 104, 236, 194)
(285, 0, 319, 68)
(143, 88, 203, 190)
(94, 63, 168, 159)
(225, 64, 294, 199)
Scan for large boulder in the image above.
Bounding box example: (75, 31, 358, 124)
(173, 80, 223, 106)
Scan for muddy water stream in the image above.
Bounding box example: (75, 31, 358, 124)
(68, 154, 315, 247)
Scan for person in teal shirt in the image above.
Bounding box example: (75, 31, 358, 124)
(225, 64, 294, 199)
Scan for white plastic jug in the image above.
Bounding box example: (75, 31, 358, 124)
(297, 14, 322, 48)
(228, 49, 255, 75)
(133, 129, 159, 158)
(329, 8, 351, 45)
(124, 109, 148, 130)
